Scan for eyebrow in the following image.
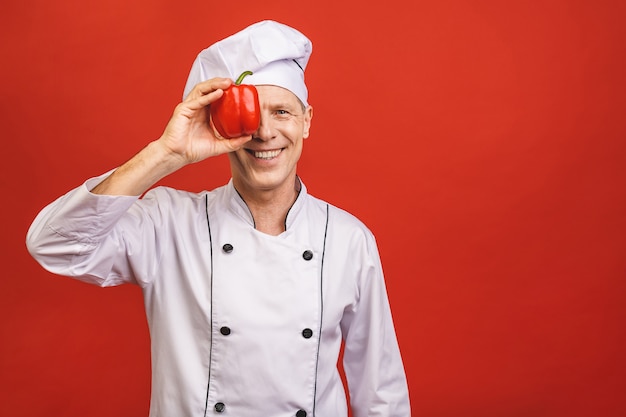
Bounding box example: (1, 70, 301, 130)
(266, 101, 300, 112)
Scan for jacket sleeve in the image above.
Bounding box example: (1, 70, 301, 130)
(340, 230, 411, 417)
(26, 172, 161, 287)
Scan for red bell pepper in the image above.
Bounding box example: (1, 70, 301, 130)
(210, 71, 260, 139)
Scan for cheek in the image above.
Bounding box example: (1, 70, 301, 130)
(277, 126, 297, 144)
(286, 121, 309, 142)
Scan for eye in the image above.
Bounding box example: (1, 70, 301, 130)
(273, 109, 291, 120)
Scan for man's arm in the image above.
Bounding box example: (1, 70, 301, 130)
(341, 232, 411, 416)
(26, 77, 252, 285)
(92, 77, 252, 196)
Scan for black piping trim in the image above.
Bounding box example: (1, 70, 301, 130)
(203, 194, 214, 417)
(284, 177, 303, 231)
(293, 59, 304, 71)
(312, 203, 330, 416)
(233, 187, 256, 229)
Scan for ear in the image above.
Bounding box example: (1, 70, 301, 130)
(302, 105, 313, 139)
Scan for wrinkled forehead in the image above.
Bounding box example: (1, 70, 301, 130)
(255, 85, 306, 111)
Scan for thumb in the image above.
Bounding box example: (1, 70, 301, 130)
(225, 135, 253, 151)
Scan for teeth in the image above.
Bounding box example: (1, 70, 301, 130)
(254, 149, 281, 159)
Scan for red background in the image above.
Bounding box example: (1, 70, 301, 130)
(2, 1, 625, 416)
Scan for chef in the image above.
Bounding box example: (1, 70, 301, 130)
(26, 20, 410, 417)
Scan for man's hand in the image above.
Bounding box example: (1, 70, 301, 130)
(159, 77, 253, 164)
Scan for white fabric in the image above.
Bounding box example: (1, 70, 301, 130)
(183, 20, 312, 105)
(26, 173, 411, 417)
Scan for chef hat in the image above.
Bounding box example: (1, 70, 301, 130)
(182, 20, 313, 106)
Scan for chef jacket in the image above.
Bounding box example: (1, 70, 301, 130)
(27, 172, 411, 417)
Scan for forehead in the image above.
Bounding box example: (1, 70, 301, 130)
(255, 85, 302, 108)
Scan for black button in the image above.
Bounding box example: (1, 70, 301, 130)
(302, 328, 313, 339)
(296, 410, 307, 417)
(220, 326, 231, 336)
(222, 243, 233, 253)
(214, 402, 225, 412)
(302, 250, 313, 261)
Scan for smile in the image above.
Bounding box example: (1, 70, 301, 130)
(250, 149, 282, 160)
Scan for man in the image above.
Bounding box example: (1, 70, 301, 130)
(27, 20, 410, 416)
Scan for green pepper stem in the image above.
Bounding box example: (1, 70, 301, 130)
(235, 71, 254, 85)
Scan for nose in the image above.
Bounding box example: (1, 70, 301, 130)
(253, 111, 275, 141)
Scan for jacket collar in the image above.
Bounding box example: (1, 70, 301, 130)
(225, 177, 308, 231)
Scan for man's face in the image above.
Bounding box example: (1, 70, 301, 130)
(228, 85, 312, 196)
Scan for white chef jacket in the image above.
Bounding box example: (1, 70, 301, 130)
(26, 172, 411, 417)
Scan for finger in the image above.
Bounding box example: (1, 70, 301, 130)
(198, 77, 232, 94)
(186, 77, 232, 101)
(184, 89, 224, 111)
(222, 135, 253, 151)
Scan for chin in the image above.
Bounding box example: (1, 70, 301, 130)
(238, 170, 296, 194)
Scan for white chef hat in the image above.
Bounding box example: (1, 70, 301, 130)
(182, 20, 313, 106)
